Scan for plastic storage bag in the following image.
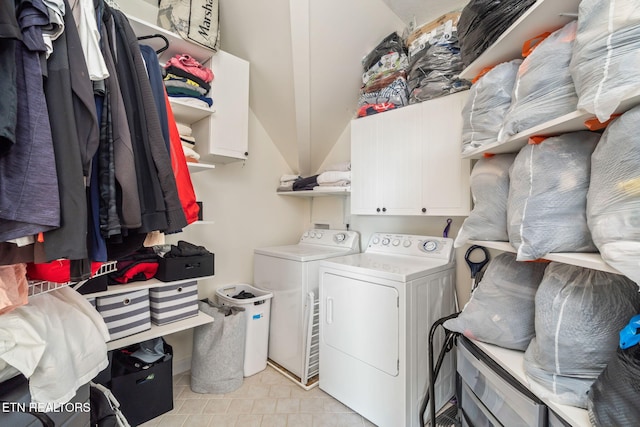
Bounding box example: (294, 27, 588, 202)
(587, 327, 640, 426)
(507, 131, 600, 261)
(587, 105, 640, 288)
(458, 0, 536, 67)
(498, 21, 579, 142)
(454, 154, 516, 247)
(191, 299, 246, 394)
(570, 0, 640, 122)
(523, 263, 640, 408)
(444, 252, 547, 350)
(461, 60, 521, 153)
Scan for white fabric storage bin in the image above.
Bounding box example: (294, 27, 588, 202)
(216, 284, 273, 377)
(96, 289, 151, 340)
(149, 281, 199, 325)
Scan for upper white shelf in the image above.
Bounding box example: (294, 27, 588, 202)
(468, 240, 622, 275)
(462, 91, 640, 159)
(470, 339, 590, 427)
(459, 0, 581, 80)
(82, 276, 214, 299)
(277, 188, 351, 197)
(169, 98, 215, 124)
(127, 15, 214, 65)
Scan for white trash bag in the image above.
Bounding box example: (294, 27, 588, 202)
(570, 0, 640, 122)
(507, 131, 600, 261)
(454, 154, 516, 248)
(461, 60, 521, 154)
(587, 104, 640, 287)
(499, 21, 578, 142)
(524, 262, 640, 408)
(444, 252, 547, 351)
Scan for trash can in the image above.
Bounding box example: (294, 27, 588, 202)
(216, 284, 273, 376)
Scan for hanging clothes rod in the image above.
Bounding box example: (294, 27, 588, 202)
(137, 34, 170, 54)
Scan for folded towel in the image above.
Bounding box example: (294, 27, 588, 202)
(317, 171, 351, 184)
(277, 182, 295, 192)
(176, 122, 192, 136)
(318, 180, 350, 187)
(280, 174, 301, 183)
(183, 145, 201, 160)
(324, 161, 351, 172)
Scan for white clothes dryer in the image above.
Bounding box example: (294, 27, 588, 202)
(319, 233, 457, 427)
(254, 229, 360, 388)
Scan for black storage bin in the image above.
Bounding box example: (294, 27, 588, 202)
(110, 343, 173, 425)
(155, 253, 214, 282)
(76, 274, 108, 295)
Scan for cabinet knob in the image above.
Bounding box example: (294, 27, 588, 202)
(244, 152, 249, 156)
(376, 208, 381, 213)
(422, 208, 426, 213)
(382, 207, 387, 212)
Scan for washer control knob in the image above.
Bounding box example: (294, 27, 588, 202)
(403, 240, 412, 248)
(382, 238, 391, 246)
(303, 231, 309, 238)
(372, 237, 380, 245)
(392, 239, 400, 246)
(334, 233, 346, 243)
(310, 231, 316, 238)
(421, 240, 438, 252)
(316, 233, 323, 239)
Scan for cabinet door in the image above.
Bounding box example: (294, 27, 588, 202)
(206, 51, 250, 163)
(379, 105, 422, 215)
(351, 114, 382, 214)
(420, 91, 470, 216)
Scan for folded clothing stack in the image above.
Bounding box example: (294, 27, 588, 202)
(357, 33, 409, 117)
(176, 122, 200, 163)
(277, 174, 301, 192)
(164, 54, 214, 109)
(316, 162, 351, 190)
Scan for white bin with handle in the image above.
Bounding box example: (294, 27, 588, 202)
(216, 284, 273, 376)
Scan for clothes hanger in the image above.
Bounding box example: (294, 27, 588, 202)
(137, 34, 170, 54)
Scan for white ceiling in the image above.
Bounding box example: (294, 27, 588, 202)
(218, 0, 468, 174)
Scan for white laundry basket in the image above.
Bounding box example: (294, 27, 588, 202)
(216, 284, 273, 376)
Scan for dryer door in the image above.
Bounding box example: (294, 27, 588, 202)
(322, 272, 399, 376)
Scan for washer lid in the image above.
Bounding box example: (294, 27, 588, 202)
(254, 244, 358, 262)
(319, 253, 453, 282)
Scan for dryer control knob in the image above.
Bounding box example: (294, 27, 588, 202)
(334, 233, 346, 243)
(392, 239, 400, 246)
(316, 233, 323, 239)
(421, 240, 438, 252)
(403, 240, 412, 248)
(382, 238, 390, 246)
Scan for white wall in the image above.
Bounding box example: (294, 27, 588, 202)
(164, 110, 311, 373)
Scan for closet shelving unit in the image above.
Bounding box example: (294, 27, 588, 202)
(84, 276, 215, 351)
(457, 0, 634, 426)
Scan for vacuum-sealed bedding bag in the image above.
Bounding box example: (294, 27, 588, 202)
(524, 263, 640, 408)
(570, 0, 640, 122)
(587, 105, 640, 288)
(444, 252, 547, 350)
(508, 131, 600, 261)
(454, 154, 516, 247)
(461, 60, 521, 153)
(499, 21, 579, 142)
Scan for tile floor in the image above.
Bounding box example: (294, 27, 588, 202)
(139, 366, 376, 427)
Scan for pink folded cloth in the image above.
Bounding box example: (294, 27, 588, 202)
(167, 54, 214, 83)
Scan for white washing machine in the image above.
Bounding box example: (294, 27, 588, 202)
(319, 233, 457, 427)
(254, 229, 360, 387)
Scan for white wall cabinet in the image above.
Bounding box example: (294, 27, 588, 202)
(128, 16, 249, 165)
(351, 91, 470, 216)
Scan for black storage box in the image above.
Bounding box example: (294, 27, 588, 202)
(155, 253, 214, 282)
(76, 274, 108, 295)
(110, 343, 173, 426)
